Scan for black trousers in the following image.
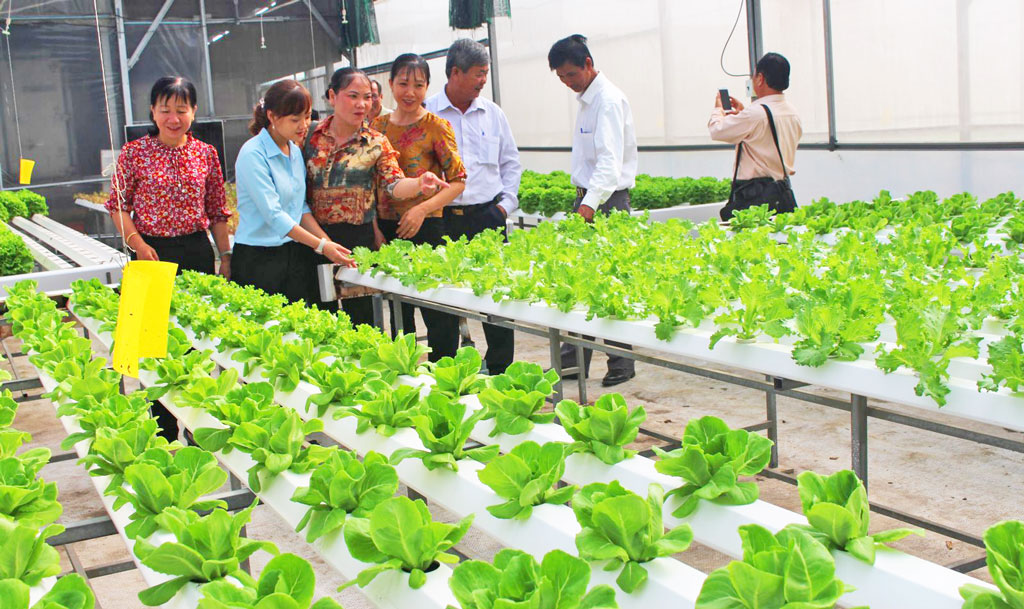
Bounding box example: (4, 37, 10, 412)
(135, 230, 215, 441)
(232, 240, 319, 305)
(560, 190, 635, 376)
(443, 200, 514, 375)
(319, 222, 378, 328)
(378, 217, 459, 362)
(135, 230, 215, 275)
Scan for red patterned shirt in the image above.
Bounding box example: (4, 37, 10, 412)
(105, 134, 230, 237)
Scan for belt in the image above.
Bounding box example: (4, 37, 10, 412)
(576, 186, 587, 198)
(445, 195, 502, 216)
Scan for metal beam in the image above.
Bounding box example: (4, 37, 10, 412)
(199, 0, 216, 115)
(745, 0, 763, 75)
(114, 0, 134, 124)
(822, 0, 838, 149)
(486, 23, 501, 105)
(127, 0, 176, 70)
(299, 0, 342, 50)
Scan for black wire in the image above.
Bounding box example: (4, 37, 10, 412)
(720, 0, 750, 78)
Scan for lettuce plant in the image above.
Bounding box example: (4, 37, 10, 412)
(960, 520, 1024, 609)
(360, 333, 429, 377)
(449, 548, 618, 609)
(0, 455, 62, 528)
(792, 470, 920, 564)
(0, 520, 63, 585)
(489, 361, 559, 395)
(0, 572, 95, 609)
(230, 330, 282, 377)
(291, 450, 398, 543)
(198, 553, 341, 609)
(112, 446, 230, 539)
(333, 379, 422, 436)
(572, 481, 693, 593)
(77, 419, 179, 492)
(555, 394, 646, 465)
(980, 334, 1024, 393)
(694, 525, 855, 609)
(390, 392, 499, 472)
(428, 347, 486, 397)
(262, 339, 328, 393)
(141, 329, 216, 399)
(478, 384, 555, 437)
(133, 502, 277, 606)
(225, 409, 333, 492)
(340, 496, 473, 590)
(60, 392, 152, 450)
(652, 415, 772, 517)
(709, 280, 793, 347)
(304, 360, 392, 418)
(477, 441, 576, 520)
(0, 396, 15, 431)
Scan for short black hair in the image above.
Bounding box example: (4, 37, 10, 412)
(756, 52, 790, 91)
(547, 34, 592, 70)
(148, 76, 197, 136)
(369, 79, 382, 96)
(390, 53, 430, 84)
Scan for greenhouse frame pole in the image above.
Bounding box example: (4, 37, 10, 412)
(127, 0, 175, 69)
(486, 19, 501, 105)
(114, 0, 134, 125)
(745, 0, 762, 75)
(199, 0, 216, 115)
(822, 0, 837, 149)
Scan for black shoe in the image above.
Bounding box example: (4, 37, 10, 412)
(601, 370, 636, 387)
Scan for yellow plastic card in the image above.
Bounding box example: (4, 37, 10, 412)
(112, 260, 177, 377)
(18, 159, 34, 185)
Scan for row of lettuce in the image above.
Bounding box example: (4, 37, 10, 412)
(518, 170, 731, 216)
(0, 352, 95, 609)
(0, 189, 46, 277)
(5, 281, 344, 609)
(45, 272, 1024, 609)
(354, 190, 1024, 406)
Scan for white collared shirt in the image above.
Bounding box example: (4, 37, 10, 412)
(425, 89, 523, 214)
(572, 72, 638, 210)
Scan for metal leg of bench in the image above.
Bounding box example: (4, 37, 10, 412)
(548, 327, 563, 403)
(851, 394, 869, 489)
(766, 376, 780, 468)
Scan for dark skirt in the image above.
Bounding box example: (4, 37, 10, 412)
(231, 240, 320, 305)
(135, 230, 215, 275)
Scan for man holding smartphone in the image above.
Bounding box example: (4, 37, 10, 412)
(710, 52, 802, 220)
(548, 33, 638, 387)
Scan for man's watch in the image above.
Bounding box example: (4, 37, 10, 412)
(315, 237, 328, 255)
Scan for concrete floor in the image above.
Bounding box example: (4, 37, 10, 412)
(5, 314, 1024, 609)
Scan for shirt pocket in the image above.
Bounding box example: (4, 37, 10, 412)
(578, 129, 596, 162)
(478, 134, 500, 166)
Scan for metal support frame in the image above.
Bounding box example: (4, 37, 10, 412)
(486, 22, 501, 105)
(299, 0, 342, 51)
(127, 0, 176, 70)
(765, 376, 779, 467)
(114, 0, 134, 125)
(851, 394, 868, 487)
(745, 0, 763, 76)
(199, 0, 216, 115)
(65, 545, 104, 609)
(821, 0, 838, 149)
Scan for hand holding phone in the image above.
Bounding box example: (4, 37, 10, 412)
(719, 89, 732, 112)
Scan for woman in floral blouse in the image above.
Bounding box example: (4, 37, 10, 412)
(372, 53, 466, 360)
(304, 67, 450, 327)
(106, 77, 231, 276)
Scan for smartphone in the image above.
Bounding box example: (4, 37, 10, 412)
(719, 89, 732, 111)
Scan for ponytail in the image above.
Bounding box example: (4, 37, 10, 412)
(248, 79, 312, 136)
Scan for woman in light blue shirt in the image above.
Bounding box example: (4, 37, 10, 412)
(233, 79, 353, 304)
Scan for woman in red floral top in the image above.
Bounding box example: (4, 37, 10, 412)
(105, 77, 231, 277)
(372, 54, 467, 360)
(304, 67, 450, 327)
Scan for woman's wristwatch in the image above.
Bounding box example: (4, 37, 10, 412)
(219, 248, 232, 258)
(315, 237, 328, 254)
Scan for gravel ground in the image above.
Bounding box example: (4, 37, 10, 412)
(5, 313, 1023, 609)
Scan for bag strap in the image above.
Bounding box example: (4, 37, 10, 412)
(732, 142, 743, 182)
(762, 105, 790, 184)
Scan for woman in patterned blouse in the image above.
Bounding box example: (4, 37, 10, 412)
(372, 54, 467, 360)
(304, 67, 450, 327)
(106, 77, 231, 276)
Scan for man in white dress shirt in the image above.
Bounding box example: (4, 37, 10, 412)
(426, 38, 522, 375)
(549, 34, 637, 387)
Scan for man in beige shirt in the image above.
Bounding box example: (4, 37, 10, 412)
(709, 52, 802, 219)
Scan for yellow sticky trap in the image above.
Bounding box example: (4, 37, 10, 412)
(18, 159, 34, 185)
(113, 260, 177, 377)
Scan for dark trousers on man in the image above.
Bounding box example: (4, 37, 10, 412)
(443, 199, 515, 375)
(378, 217, 459, 362)
(560, 189, 635, 381)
